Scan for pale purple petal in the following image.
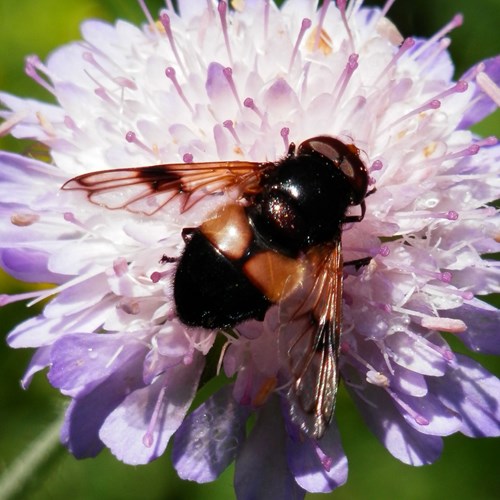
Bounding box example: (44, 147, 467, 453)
(287, 419, 347, 493)
(428, 354, 500, 437)
(48, 333, 146, 397)
(61, 352, 145, 458)
(20, 346, 51, 388)
(447, 301, 500, 355)
(99, 354, 204, 465)
(234, 398, 305, 500)
(173, 385, 249, 482)
(348, 383, 443, 465)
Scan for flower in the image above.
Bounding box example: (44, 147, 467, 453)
(1, 0, 500, 498)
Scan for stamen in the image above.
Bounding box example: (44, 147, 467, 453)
(337, 0, 355, 52)
(165, 67, 194, 113)
(417, 38, 451, 74)
(159, 13, 186, 76)
(222, 67, 242, 111)
(332, 53, 359, 110)
(411, 14, 463, 61)
(0, 290, 48, 307)
(137, 0, 159, 35)
(243, 97, 264, 120)
(425, 143, 480, 166)
(280, 127, 290, 152)
(424, 283, 473, 302)
(82, 52, 137, 90)
(385, 387, 429, 426)
(476, 136, 498, 147)
(375, 38, 415, 84)
(383, 99, 441, 132)
(36, 112, 56, 137)
(380, 0, 397, 19)
(25, 56, 55, 95)
(142, 384, 167, 448)
(264, 0, 270, 41)
(404, 327, 455, 362)
(371, 160, 383, 171)
(288, 18, 312, 73)
(343, 344, 390, 387)
(218, 1, 233, 66)
(314, 0, 330, 51)
(125, 131, 155, 155)
(223, 120, 240, 144)
(94, 86, 117, 105)
(476, 71, 500, 107)
(0, 111, 28, 137)
(432, 80, 468, 102)
(397, 209, 458, 220)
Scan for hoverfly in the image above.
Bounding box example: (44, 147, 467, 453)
(62, 136, 369, 439)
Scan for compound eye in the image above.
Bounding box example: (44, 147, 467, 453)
(297, 135, 369, 205)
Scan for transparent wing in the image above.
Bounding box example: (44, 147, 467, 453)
(281, 241, 343, 440)
(61, 160, 268, 215)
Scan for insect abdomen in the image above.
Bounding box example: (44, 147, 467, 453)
(174, 228, 271, 328)
(174, 204, 303, 329)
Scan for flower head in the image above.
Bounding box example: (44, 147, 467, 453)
(1, 0, 500, 498)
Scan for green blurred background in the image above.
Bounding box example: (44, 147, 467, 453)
(0, 1, 499, 499)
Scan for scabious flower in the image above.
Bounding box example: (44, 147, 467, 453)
(1, 0, 500, 497)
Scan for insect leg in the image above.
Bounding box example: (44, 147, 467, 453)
(343, 256, 372, 270)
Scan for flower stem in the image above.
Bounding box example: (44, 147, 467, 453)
(0, 414, 64, 500)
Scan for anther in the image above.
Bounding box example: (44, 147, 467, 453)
(11, 213, 40, 227)
(223, 67, 242, 111)
(183, 153, 193, 163)
(165, 67, 194, 113)
(420, 316, 467, 333)
(288, 18, 312, 73)
(113, 257, 128, 277)
(151, 270, 169, 283)
(159, 13, 186, 76)
(125, 131, 154, 154)
(218, 1, 233, 66)
(371, 160, 383, 171)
